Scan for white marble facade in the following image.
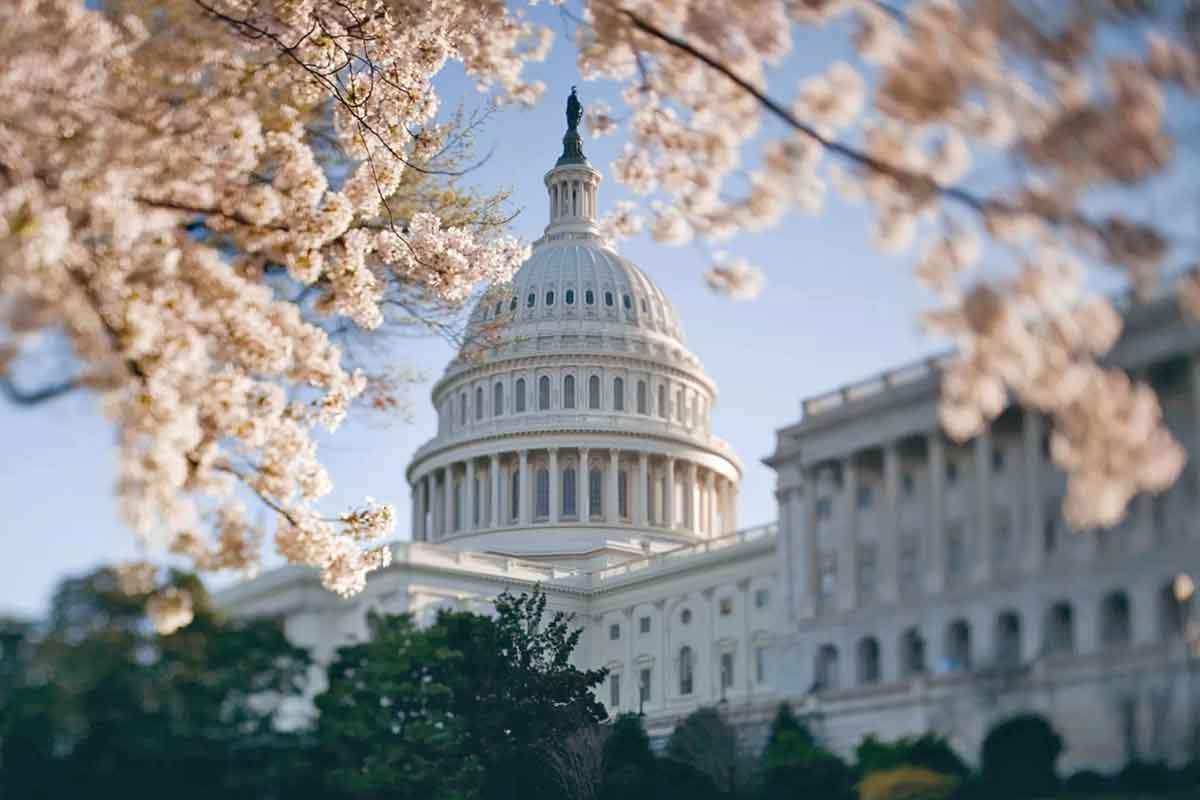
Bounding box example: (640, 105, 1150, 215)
(220, 113, 1200, 767)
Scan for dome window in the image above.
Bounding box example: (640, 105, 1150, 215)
(640, 298, 648, 313)
(494, 301, 503, 316)
(585, 289, 595, 305)
(604, 291, 614, 307)
(526, 292, 536, 308)
(623, 294, 632, 310)
(509, 296, 517, 311)
(565, 288, 576, 305)
(546, 290, 555, 306)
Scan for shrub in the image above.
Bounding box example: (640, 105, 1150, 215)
(855, 733, 969, 780)
(761, 705, 854, 800)
(978, 713, 1063, 799)
(858, 766, 958, 800)
(1061, 769, 1110, 795)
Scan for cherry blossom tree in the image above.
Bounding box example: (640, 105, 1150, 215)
(571, 0, 1197, 533)
(0, 0, 548, 631)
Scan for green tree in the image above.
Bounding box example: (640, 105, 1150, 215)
(599, 713, 657, 800)
(0, 568, 313, 800)
(855, 733, 968, 780)
(315, 612, 481, 800)
(436, 588, 609, 800)
(665, 707, 741, 796)
(979, 713, 1064, 799)
(761, 704, 854, 800)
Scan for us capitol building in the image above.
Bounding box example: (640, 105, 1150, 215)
(222, 93, 1200, 771)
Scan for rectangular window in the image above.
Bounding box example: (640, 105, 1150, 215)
(992, 447, 1006, 472)
(639, 668, 651, 702)
(902, 472, 915, 497)
(719, 597, 733, 616)
(754, 588, 770, 609)
(589, 469, 603, 517)
(610, 673, 620, 708)
(720, 652, 734, 689)
(815, 497, 833, 520)
(639, 615, 651, 634)
(856, 485, 874, 510)
(609, 623, 620, 641)
(755, 646, 766, 684)
(618, 470, 629, 518)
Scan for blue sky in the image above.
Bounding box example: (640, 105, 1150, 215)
(0, 8, 950, 617)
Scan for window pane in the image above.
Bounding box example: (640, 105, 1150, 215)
(563, 467, 577, 516)
(538, 376, 550, 410)
(493, 383, 503, 416)
(564, 375, 575, 409)
(618, 470, 628, 518)
(515, 379, 526, 412)
(589, 375, 601, 409)
(589, 468, 603, 517)
(613, 378, 624, 411)
(536, 468, 549, 518)
(637, 381, 647, 414)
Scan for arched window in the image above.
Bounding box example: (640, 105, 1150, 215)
(900, 628, 926, 678)
(623, 293, 632, 310)
(453, 479, 462, 531)
(1045, 602, 1075, 655)
(515, 378, 526, 412)
(1100, 591, 1132, 648)
(589, 467, 603, 518)
(565, 288, 576, 305)
(613, 377, 625, 411)
(535, 468, 550, 519)
(563, 375, 576, 409)
(588, 375, 601, 410)
(995, 610, 1023, 668)
(459, 392, 467, 425)
(545, 290, 555, 306)
(945, 619, 972, 672)
(475, 386, 483, 420)
(618, 469, 629, 518)
(637, 381, 648, 414)
(675, 389, 684, 421)
(679, 646, 694, 695)
(526, 292, 536, 308)
(604, 290, 614, 307)
(494, 301, 503, 316)
(509, 296, 517, 311)
(1159, 579, 1191, 640)
(857, 637, 881, 685)
(562, 467, 577, 517)
(585, 289, 595, 305)
(658, 385, 667, 418)
(510, 471, 520, 522)
(472, 476, 481, 526)
(815, 644, 840, 691)
(493, 382, 503, 416)
(538, 375, 551, 410)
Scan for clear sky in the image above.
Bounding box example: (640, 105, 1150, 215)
(0, 9, 947, 617)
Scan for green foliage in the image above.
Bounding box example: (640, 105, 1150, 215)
(857, 766, 958, 800)
(435, 587, 609, 800)
(665, 707, 740, 794)
(855, 733, 969, 780)
(600, 713, 657, 800)
(315, 612, 481, 800)
(0, 568, 313, 800)
(761, 704, 854, 800)
(978, 713, 1063, 799)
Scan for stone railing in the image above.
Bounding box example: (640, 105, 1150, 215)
(800, 353, 955, 419)
(586, 522, 778, 585)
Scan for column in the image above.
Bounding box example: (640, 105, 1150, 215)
(578, 447, 589, 521)
(638, 452, 649, 527)
(664, 457, 676, 529)
(800, 470, 818, 617)
(926, 434, 946, 594)
(729, 483, 738, 531)
(881, 442, 901, 604)
(465, 458, 476, 531)
(739, 578, 752, 695)
(549, 448, 560, 524)
(1192, 358, 1200, 503)
(418, 476, 429, 541)
(518, 450, 530, 526)
(838, 457, 858, 612)
(490, 454, 501, 528)
(973, 430, 993, 584)
(687, 462, 699, 534)
(443, 463, 455, 535)
(410, 483, 420, 541)
(705, 471, 716, 537)
(607, 449, 620, 524)
(1022, 413, 1045, 574)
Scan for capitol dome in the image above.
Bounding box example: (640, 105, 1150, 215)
(405, 90, 741, 564)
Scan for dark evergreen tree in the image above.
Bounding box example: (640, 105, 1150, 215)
(599, 712, 657, 800)
(760, 704, 854, 800)
(979, 713, 1063, 799)
(665, 707, 740, 795)
(855, 732, 969, 780)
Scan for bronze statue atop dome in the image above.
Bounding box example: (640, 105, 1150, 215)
(557, 87, 588, 166)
